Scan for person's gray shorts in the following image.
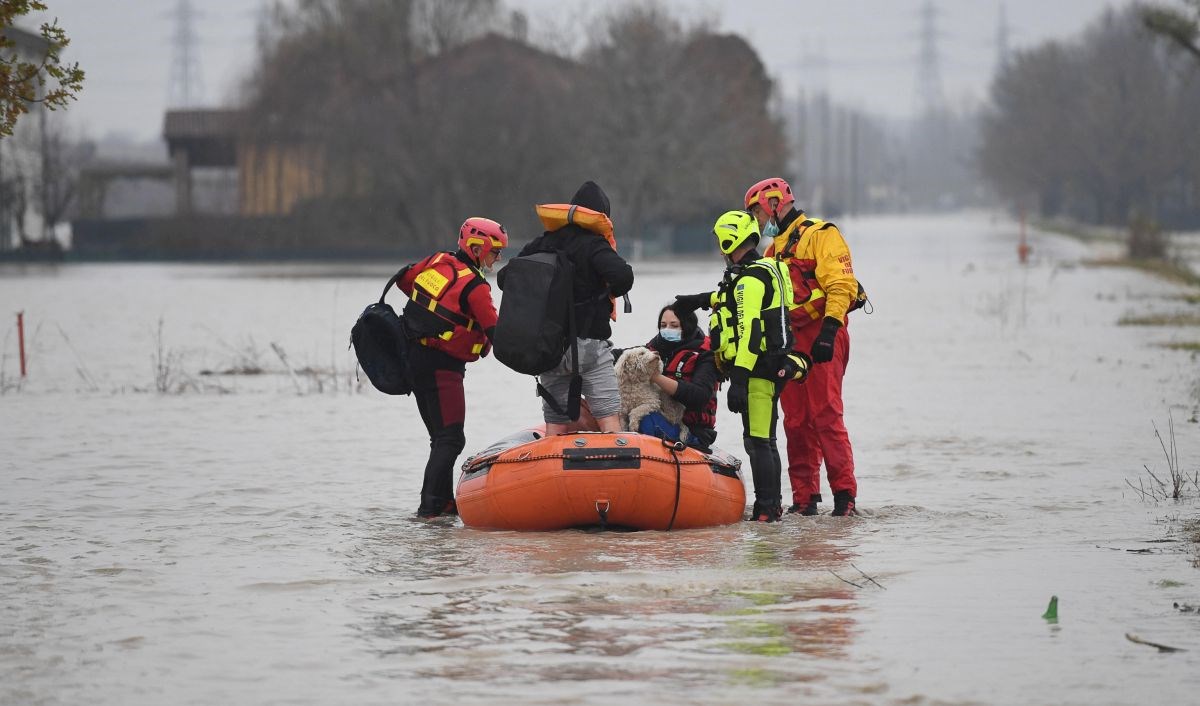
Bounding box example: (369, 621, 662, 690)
(538, 338, 621, 423)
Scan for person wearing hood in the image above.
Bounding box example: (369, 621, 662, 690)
(673, 210, 811, 522)
(619, 303, 721, 452)
(510, 181, 634, 435)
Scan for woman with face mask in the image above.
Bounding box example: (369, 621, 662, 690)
(622, 303, 721, 452)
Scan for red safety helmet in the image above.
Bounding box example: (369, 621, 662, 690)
(457, 217, 508, 260)
(744, 178, 795, 221)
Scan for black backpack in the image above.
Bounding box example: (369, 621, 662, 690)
(494, 249, 582, 420)
(350, 273, 413, 395)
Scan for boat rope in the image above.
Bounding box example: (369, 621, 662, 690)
(480, 452, 716, 466)
(595, 499, 610, 530)
(664, 439, 684, 531)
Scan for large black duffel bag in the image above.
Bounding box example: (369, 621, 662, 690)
(351, 273, 413, 395)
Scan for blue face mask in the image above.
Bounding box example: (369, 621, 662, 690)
(659, 327, 682, 342)
(762, 221, 780, 239)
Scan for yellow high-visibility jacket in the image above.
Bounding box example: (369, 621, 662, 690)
(709, 256, 792, 377)
(768, 212, 857, 326)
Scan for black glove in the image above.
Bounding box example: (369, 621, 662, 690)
(777, 352, 812, 382)
(673, 292, 713, 313)
(727, 367, 749, 414)
(810, 317, 841, 364)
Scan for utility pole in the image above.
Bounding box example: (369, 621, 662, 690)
(167, 0, 204, 108)
(915, 0, 945, 117)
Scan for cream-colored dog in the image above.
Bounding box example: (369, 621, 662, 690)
(614, 346, 689, 442)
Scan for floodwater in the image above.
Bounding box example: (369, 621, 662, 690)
(2, 212, 1200, 705)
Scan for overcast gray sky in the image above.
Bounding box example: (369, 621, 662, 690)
(28, 0, 1121, 143)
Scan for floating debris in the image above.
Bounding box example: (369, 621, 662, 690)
(1125, 633, 1186, 653)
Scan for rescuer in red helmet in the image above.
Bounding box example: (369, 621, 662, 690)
(743, 177, 863, 517)
(394, 217, 507, 518)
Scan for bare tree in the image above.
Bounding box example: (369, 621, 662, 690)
(581, 2, 783, 237)
(978, 42, 1084, 215)
(243, 0, 425, 238)
(240, 0, 785, 249)
(35, 110, 93, 239)
(1142, 0, 1200, 59)
(0, 158, 28, 243)
(412, 0, 499, 55)
(978, 7, 1199, 229)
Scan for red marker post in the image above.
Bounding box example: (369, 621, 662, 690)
(1018, 207, 1031, 265)
(17, 311, 26, 377)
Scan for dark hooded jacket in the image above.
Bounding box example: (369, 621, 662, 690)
(515, 181, 634, 340)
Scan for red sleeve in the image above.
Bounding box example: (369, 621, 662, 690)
(396, 259, 425, 297)
(465, 281, 499, 330)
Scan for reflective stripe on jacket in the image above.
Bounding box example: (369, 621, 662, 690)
(399, 251, 490, 362)
(710, 256, 793, 377)
(768, 213, 857, 327)
(663, 346, 717, 431)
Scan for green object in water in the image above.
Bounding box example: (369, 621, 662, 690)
(1042, 595, 1058, 621)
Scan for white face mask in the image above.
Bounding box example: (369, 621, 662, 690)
(659, 327, 682, 342)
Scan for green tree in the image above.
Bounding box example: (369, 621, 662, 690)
(1142, 0, 1200, 59)
(0, 0, 84, 138)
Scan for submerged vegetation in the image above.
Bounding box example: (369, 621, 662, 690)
(1156, 341, 1200, 352)
(146, 317, 365, 396)
(1185, 518, 1200, 567)
(1118, 313, 1200, 327)
(1127, 416, 1199, 503)
(1093, 258, 1200, 289)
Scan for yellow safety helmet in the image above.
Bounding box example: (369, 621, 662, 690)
(712, 210, 760, 256)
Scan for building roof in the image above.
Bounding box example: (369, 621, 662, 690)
(163, 110, 244, 140)
(163, 109, 243, 167)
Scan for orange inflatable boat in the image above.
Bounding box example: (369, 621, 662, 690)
(456, 431, 746, 531)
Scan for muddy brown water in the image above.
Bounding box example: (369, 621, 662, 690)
(3, 212, 1199, 705)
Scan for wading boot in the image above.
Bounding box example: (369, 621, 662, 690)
(416, 495, 456, 519)
(786, 494, 821, 516)
(749, 500, 783, 523)
(832, 490, 856, 517)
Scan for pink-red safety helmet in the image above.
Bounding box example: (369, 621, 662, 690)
(743, 178, 795, 221)
(457, 217, 508, 260)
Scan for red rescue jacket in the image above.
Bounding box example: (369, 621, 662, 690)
(650, 337, 717, 433)
(398, 251, 491, 362)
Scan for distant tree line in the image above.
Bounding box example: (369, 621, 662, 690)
(978, 6, 1200, 229)
(241, 0, 783, 248)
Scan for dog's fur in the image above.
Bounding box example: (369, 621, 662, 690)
(614, 346, 689, 441)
